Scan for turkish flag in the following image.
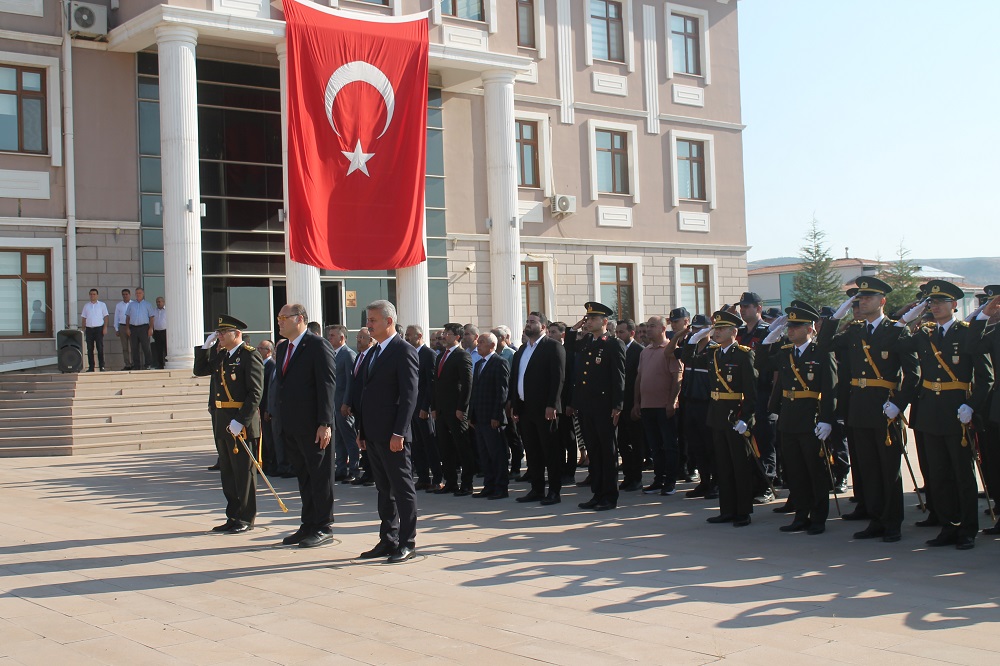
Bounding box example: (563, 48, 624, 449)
(284, 0, 428, 270)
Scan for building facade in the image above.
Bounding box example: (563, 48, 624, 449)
(0, 0, 748, 372)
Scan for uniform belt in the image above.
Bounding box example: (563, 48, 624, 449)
(849, 378, 896, 389)
(215, 400, 244, 408)
(921, 380, 970, 393)
(710, 391, 743, 401)
(782, 389, 820, 400)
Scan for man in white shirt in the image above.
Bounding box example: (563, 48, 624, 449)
(125, 287, 156, 370)
(80, 288, 109, 372)
(152, 296, 168, 369)
(114, 289, 132, 370)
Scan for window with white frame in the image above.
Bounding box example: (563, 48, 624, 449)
(665, 4, 711, 83)
(517, 0, 536, 48)
(669, 129, 714, 209)
(673, 258, 718, 316)
(0, 0, 43, 17)
(0, 51, 61, 166)
(0, 248, 52, 338)
(442, 0, 484, 21)
(592, 255, 644, 322)
(590, 0, 625, 62)
(515, 110, 552, 196)
(587, 119, 639, 202)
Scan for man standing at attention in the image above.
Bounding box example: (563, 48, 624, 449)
(125, 287, 155, 370)
(114, 288, 132, 370)
(356, 301, 420, 564)
(327, 325, 359, 483)
(406, 324, 442, 492)
(152, 296, 168, 369)
(80, 288, 109, 372)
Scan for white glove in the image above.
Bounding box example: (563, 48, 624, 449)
(762, 326, 786, 345)
(958, 404, 974, 425)
(228, 419, 243, 437)
(767, 314, 788, 332)
(899, 299, 928, 324)
(688, 327, 711, 344)
(733, 420, 748, 435)
(202, 332, 219, 349)
(832, 295, 855, 320)
(814, 422, 832, 441)
(882, 401, 900, 420)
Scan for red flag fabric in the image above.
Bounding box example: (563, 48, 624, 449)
(284, 0, 428, 270)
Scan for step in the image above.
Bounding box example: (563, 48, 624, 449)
(0, 394, 209, 411)
(0, 432, 217, 458)
(0, 411, 211, 436)
(0, 406, 209, 428)
(0, 423, 213, 450)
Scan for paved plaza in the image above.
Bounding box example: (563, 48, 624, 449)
(1, 447, 998, 665)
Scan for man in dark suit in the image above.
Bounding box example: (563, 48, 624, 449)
(327, 325, 359, 482)
(355, 300, 420, 564)
(273, 303, 337, 549)
(431, 322, 474, 495)
(469, 332, 511, 499)
(193, 314, 264, 534)
(510, 312, 566, 505)
(615, 318, 645, 492)
(405, 324, 442, 491)
(258, 340, 277, 475)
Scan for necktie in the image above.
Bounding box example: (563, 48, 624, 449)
(366, 344, 381, 379)
(353, 350, 365, 377)
(867, 323, 875, 338)
(474, 357, 485, 381)
(938, 326, 945, 343)
(794, 348, 801, 360)
(437, 348, 450, 377)
(281, 343, 294, 375)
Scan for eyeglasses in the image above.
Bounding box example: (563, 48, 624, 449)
(276, 314, 301, 321)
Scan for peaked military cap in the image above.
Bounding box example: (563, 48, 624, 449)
(584, 301, 615, 317)
(819, 305, 836, 318)
(854, 276, 892, 295)
(691, 313, 711, 328)
(984, 285, 1000, 298)
(711, 309, 743, 329)
(737, 291, 762, 305)
(785, 300, 820, 324)
(923, 279, 964, 301)
(215, 314, 248, 331)
(846, 287, 859, 298)
(669, 306, 690, 321)
(976, 293, 989, 306)
(763, 307, 783, 320)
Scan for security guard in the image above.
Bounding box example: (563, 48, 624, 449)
(893, 280, 993, 550)
(760, 301, 837, 535)
(816, 276, 919, 543)
(194, 314, 265, 534)
(567, 302, 626, 511)
(682, 309, 758, 526)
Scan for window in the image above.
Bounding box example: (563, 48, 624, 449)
(676, 139, 705, 201)
(600, 263, 634, 321)
(590, 0, 625, 62)
(521, 262, 545, 320)
(680, 265, 710, 315)
(442, 0, 484, 21)
(0, 249, 51, 338)
(596, 129, 629, 195)
(670, 13, 701, 76)
(517, 0, 536, 48)
(0, 64, 46, 154)
(516, 120, 540, 188)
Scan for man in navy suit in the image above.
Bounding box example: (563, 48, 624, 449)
(356, 300, 420, 564)
(405, 324, 442, 491)
(327, 325, 359, 482)
(469, 332, 511, 499)
(273, 303, 337, 549)
(431, 322, 474, 495)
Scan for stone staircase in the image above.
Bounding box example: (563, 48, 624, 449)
(0, 370, 214, 457)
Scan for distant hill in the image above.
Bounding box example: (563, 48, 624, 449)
(748, 256, 799, 269)
(915, 258, 1000, 288)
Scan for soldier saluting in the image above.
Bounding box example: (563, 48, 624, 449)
(194, 315, 265, 534)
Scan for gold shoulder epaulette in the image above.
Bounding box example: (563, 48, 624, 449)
(242, 342, 256, 351)
(780, 343, 794, 349)
(887, 319, 899, 325)
(958, 320, 970, 328)
(738, 344, 751, 352)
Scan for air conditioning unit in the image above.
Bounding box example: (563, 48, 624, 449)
(70, 2, 108, 39)
(550, 194, 577, 216)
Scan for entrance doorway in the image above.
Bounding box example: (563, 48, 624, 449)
(269, 280, 344, 342)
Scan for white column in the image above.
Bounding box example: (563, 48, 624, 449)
(396, 210, 430, 334)
(482, 69, 522, 336)
(277, 42, 323, 324)
(156, 26, 204, 370)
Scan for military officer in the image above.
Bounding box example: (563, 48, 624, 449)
(682, 309, 758, 526)
(977, 286, 1000, 534)
(816, 276, 919, 543)
(194, 314, 265, 534)
(567, 302, 626, 511)
(761, 301, 837, 535)
(893, 280, 993, 550)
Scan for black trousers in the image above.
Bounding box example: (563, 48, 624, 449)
(617, 409, 645, 484)
(282, 428, 335, 531)
(845, 424, 866, 512)
(411, 414, 441, 484)
(850, 425, 903, 532)
(504, 419, 523, 475)
(152, 329, 167, 368)
(558, 414, 577, 475)
(366, 439, 417, 549)
(129, 324, 152, 369)
(518, 409, 562, 495)
(829, 419, 850, 481)
(85, 326, 105, 370)
(437, 413, 472, 489)
(578, 406, 619, 504)
(782, 430, 831, 526)
(683, 400, 714, 487)
(474, 422, 508, 494)
(712, 426, 753, 519)
(982, 421, 1000, 505)
(913, 429, 937, 520)
(923, 431, 979, 540)
(213, 417, 256, 525)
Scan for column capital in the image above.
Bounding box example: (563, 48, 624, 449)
(276, 41, 287, 60)
(154, 25, 198, 46)
(481, 68, 517, 86)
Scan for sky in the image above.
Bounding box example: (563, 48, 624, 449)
(738, 0, 1000, 262)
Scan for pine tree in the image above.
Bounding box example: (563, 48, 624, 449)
(878, 243, 922, 316)
(792, 218, 843, 309)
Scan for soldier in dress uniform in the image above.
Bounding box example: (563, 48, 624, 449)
(735, 292, 778, 504)
(682, 309, 758, 526)
(893, 280, 993, 550)
(816, 276, 919, 543)
(567, 302, 626, 511)
(194, 314, 265, 534)
(977, 286, 1000, 534)
(760, 301, 837, 535)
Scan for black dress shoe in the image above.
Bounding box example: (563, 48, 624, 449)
(703, 489, 719, 500)
(282, 527, 310, 545)
(516, 491, 545, 503)
(578, 497, 599, 509)
(685, 485, 707, 498)
(453, 488, 473, 497)
(363, 479, 375, 487)
(916, 516, 940, 528)
(807, 524, 826, 535)
(882, 530, 901, 543)
(279, 471, 298, 479)
(926, 533, 958, 547)
(593, 501, 616, 511)
(387, 546, 415, 564)
(575, 475, 591, 487)
(225, 522, 252, 534)
(540, 492, 561, 506)
(956, 536, 975, 550)
(360, 541, 396, 559)
(780, 520, 810, 533)
(841, 510, 869, 521)
(982, 523, 1000, 535)
(212, 520, 238, 533)
(472, 490, 492, 498)
(620, 481, 643, 492)
(487, 492, 509, 500)
(434, 484, 458, 494)
(706, 514, 734, 524)
(341, 476, 357, 484)
(772, 502, 795, 514)
(351, 477, 366, 485)
(643, 481, 664, 494)
(207, 463, 221, 471)
(733, 515, 751, 527)
(853, 526, 885, 539)
(299, 531, 334, 548)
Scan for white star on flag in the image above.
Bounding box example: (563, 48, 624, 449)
(341, 139, 375, 176)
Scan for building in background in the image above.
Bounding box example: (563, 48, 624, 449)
(0, 0, 748, 371)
